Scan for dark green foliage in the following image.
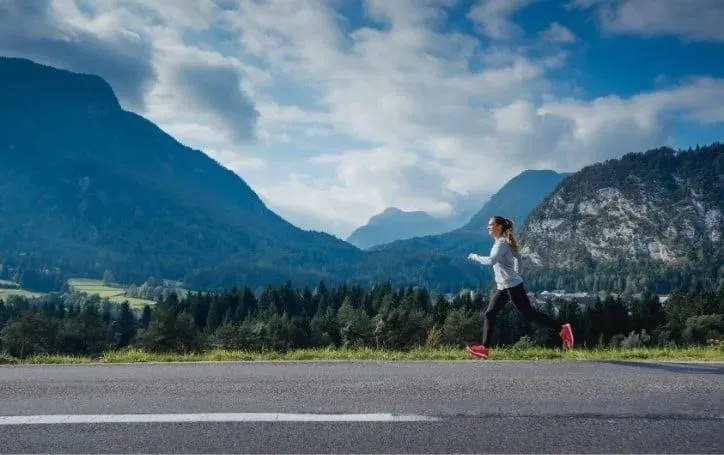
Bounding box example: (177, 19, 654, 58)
(114, 302, 137, 348)
(1, 280, 721, 358)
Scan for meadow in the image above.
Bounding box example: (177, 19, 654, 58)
(66, 278, 155, 309)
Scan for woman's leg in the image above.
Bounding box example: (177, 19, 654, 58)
(508, 283, 575, 348)
(507, 283, 560, 330)
(481, 289, 510, 347)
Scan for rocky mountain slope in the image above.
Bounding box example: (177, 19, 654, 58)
(519, 144, 724, 293)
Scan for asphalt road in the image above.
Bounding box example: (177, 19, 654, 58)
(0, 360, 722, 453)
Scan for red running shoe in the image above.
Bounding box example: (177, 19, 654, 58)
(559, 323, 574, 349)
(465, 344, 489, 359)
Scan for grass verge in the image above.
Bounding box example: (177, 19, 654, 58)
(1, 345, 722, 365)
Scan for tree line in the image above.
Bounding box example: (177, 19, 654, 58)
(1, 281, 722, 359)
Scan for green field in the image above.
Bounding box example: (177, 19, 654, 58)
(0, 279, 45, 299)
(67, 278, 155, 308)
(0, 278, 159, 308)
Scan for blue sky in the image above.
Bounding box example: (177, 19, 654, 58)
(1, 0, 723, 238)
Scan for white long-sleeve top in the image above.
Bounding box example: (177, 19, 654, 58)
(468, 237, 524, 290)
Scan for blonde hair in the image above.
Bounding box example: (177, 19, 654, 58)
(493, 216, 518, 253)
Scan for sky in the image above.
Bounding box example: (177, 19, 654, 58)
(1, 0, 723, 239)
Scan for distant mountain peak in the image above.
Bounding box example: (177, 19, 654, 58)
(366, 169, 568, 259)
(463, 169, 570, 230)
(346, 207, 453, 249)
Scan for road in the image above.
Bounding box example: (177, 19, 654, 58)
(0, 360, 722, 453)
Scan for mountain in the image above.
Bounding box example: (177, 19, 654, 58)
(6, 57, 719, 297)
(346, 207, 455, 249)
(369, 170, 570, 257)
(0, 56, 489, 294)
(518, 144, 724, 294)
(464, 170, 572, 231)
(0, 57, 362, 290)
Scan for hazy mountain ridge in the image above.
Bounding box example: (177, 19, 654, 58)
(346, 207, 458, 250)
(367, 170, 570, 257)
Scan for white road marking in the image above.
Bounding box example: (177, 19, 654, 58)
(0, 412, 440, 425)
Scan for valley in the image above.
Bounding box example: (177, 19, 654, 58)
(1, 4, 722, 454)
(0, 57, 722, 304)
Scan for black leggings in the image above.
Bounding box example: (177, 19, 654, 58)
(481, 283, 561, 347)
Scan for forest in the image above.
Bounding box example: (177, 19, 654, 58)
(1, 280, 722, 359)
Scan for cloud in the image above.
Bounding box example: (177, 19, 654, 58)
(2, 0, 723, 239)
(468, 0, 537, 40)
(538, 77, 724, 168)
(163, 0, 724, 235)
(539, 22, 577, 43)
(0, 0, 156, 110)
(255, 146, 457, 236)
(173, 62, 259, 141)
(571, 0, 724, 42)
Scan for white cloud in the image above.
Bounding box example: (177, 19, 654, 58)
(0, 0, 155, 110)
(572, 0, 724, 42)
(538, 77, 724, 168)
(539, 22, 577, 43)
(493, 100, 536, 133)
(3, 0, 723, 239)
(468, 0, 537, 40)
(172, 61, 258, 141)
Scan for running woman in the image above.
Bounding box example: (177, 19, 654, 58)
(465, 215, 574, 359)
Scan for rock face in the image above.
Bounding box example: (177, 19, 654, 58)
(519, 144, 723, 293)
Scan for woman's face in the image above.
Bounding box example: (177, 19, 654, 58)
(487, 218, 503, 238)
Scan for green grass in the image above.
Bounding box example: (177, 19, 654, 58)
(2, 345, 722, 365)
(0, 279, 153, 308)
(67, 278, 155, 309)
(67, 278, 126, 298)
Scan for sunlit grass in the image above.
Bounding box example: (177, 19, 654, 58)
(67, 278, 155, 308)
(3, 345, 721, 365)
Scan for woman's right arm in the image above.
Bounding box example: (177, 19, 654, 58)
(467, 242, 502, 266)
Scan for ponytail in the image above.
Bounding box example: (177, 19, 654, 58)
(493, 215, 518, 253)
(504, 228, 518, 253)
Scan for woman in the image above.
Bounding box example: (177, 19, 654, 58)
(465, 216, 574, 359)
